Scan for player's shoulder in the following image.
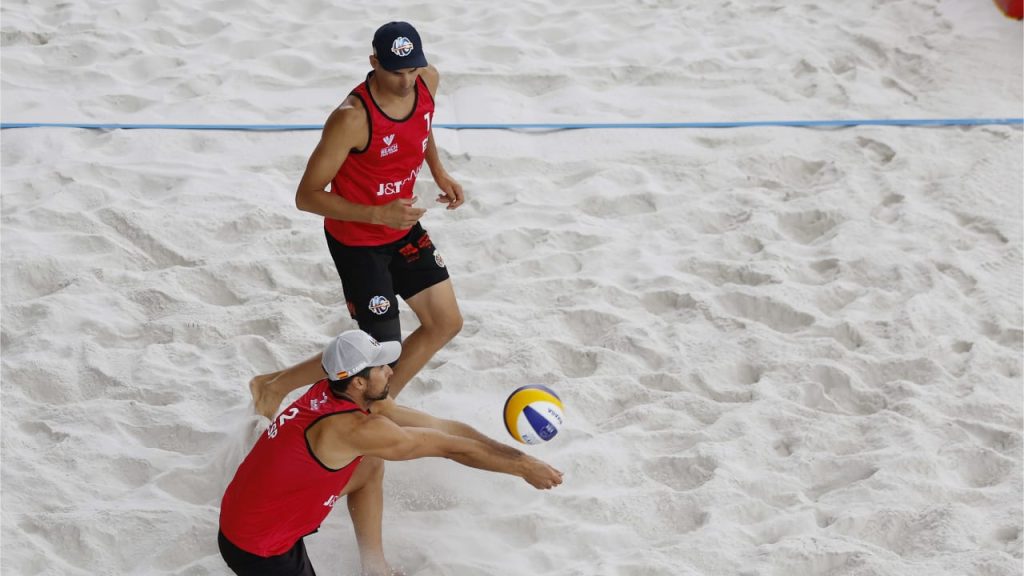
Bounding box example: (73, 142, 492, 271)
(329, 95, 369, 127)
(419, 64, 440, 95)
(344, 411, 404, 449)
(368, 397, 398, 417)
(322, 95, 369, 143)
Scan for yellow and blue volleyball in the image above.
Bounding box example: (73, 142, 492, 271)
(503, 385, 564, 445)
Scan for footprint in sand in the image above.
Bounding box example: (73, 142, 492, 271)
(806, 461, 879, 501)
(944, 446, 1016, 489)
(120, 421, 222, 456)
(638, 372, 686, 393)
(954, 212, 1009, 245)
(689, 371, 755, 404)
(804, 364, 886, 415)
(954, 419, 1021, 457)
(579, 193, 658, 219)
(641, 289, 699, 317)
(716, 292, 816, 334)
(96, 207, 193, 269)
(174, 267, 244, 307)
(561, 308, 622, 343)
(488, 228, 537, 261)
(678, 259, 775, 287)
(776, 209, 842, 245)
(643, 454, 718, 491)
(19, 421, 70, 443)
(856, 137, 896, 165)
(935, 262, 978, 296)
(870, 192, 903, 224)
(111, 456, 160, 490)
(544, 340, 600, 378)
(6, 364, 74, 404)
(823, 321, 865, 351)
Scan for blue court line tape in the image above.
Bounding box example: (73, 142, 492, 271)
(0, 118, 1021, 131)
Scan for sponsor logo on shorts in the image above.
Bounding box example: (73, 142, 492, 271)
(400, 243, 421, 263)
(435, 252, 445, 268)
(391, 37, 414, 57)
(368, 295, 391, 315)
(380, 134, 399, 157)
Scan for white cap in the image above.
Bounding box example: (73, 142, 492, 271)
(322, 330, 402, 381)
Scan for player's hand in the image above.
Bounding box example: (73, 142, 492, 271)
(434, 172, 465, 210)
(376, 196, 426, 230)
(522, 457, 563, 490)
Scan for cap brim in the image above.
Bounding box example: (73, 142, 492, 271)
(371, 340, 402, 367)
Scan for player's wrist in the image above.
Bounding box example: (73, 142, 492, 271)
(514, 454, 535, 477)
(365, 204, 382, 225)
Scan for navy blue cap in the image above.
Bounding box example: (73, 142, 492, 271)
(372, 22, 428, 71)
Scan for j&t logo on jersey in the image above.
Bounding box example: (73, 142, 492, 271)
(380, 134, 399, 158)
(377, 166, 421, 196)
(391, 37, 414, 57)
(368, 295, 391, 315)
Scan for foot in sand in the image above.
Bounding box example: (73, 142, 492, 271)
(249, 373, 287, 420)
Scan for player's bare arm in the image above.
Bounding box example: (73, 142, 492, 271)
(295, 100, 424, 228)
(418, 65, 465, 210)
(346, 412, 563, 489)
(372, 398, 517, 456)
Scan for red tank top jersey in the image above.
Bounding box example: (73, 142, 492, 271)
(219, 380, 365, 557)
(325, 72, 435, 247)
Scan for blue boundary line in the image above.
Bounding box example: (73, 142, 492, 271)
(0, 118, 1021, 131)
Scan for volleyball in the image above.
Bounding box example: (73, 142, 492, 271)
(503, 385, 564, 445)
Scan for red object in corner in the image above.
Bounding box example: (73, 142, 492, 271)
(994, 0, 1023, 19)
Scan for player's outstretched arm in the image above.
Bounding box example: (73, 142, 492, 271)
(348, 413, 563, 490)
(372, 398, 514, 456)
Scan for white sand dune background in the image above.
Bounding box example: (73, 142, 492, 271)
(2, 0, 1022, 575)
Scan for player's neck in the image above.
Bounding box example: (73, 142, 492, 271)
(368, 74, 414, 108)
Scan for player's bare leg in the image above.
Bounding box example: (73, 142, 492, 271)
(388, 279, 462, 398)
(339, 456, 397, 576)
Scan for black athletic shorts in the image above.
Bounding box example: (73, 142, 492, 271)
(218, 530, 316, 576)
(325, 223, 450, 325)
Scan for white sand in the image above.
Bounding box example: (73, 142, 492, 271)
(2, 0, 1022, 575)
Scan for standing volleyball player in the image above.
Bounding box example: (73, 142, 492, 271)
(252, 22, 464, 418)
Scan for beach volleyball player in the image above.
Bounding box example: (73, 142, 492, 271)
(219, 331, 563, 576)
(251, 22, 464, 418)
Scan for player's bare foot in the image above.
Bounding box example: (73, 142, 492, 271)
(249, 374, 285, 419)
(361, 561, 403, 576)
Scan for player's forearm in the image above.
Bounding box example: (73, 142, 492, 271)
(442, 420, 524, 460)
(296, 188, 377, 224)
(443, 435, 527, 477)
(423, 132, 447, 178)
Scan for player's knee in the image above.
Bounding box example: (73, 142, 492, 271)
(362, 456, 384, 481)
(440, 310, 463, 341)
(424, 309, 462, 342)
